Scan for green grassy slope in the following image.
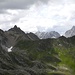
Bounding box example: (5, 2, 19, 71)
(53, 36, 75, 75)
(14, 39, 60, 75)
(0, 36, 75, 75)
(14, 36, 75, 75)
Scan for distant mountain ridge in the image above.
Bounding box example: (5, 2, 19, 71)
(35, 31, 60, 39)
(1, 25, 75, 51)
(65, 26, 75, 37)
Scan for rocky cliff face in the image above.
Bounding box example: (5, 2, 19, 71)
(65, 26, 75, 37)
(0, 25, 39, 51)
(35, 31, 60, 39)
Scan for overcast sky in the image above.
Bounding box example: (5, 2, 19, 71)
(0, 0, 75, 35)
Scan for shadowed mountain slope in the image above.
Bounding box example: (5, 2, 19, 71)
(0, 25, 39, 47)
(0, 26, 75, 75)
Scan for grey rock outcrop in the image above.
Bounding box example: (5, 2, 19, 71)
(65, 26, 75, 37)
(0, 25, 39, 50)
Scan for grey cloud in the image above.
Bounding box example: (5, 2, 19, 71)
(0, 0, 74, 12)
(46, 25, 74, 35)
(0, 0, 49, 11)
(0, 10, 5, 13)
(0, 10, 8, 14)
(37, 26, 46, 32)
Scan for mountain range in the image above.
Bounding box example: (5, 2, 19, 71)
(65, 26, 75, 37)
(0, 25, 75, 75)
(35, 31, 60, 39)
(35, 26, 75, 39)
(0, 25, 39, 50)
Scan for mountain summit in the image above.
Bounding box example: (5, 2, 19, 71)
(8, 25, 25, 34)
(35, 31, 60, 39)
(0, 25, 39, 47)
(65, 26, 75, 37)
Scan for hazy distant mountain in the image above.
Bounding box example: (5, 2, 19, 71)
(35, 31, 60, 39)
(65, 26, 75, 37)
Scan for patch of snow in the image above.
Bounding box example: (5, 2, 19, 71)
(8, 46, 13, 52)
(40, 38, 42, 39)
(51, 36, 56, 38)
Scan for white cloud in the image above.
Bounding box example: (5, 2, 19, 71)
(0, 0, 75, 35)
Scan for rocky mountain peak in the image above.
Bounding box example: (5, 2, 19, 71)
(3, 25, 39, 46)
(65, 26, 75, 37)
(13, 25, 19, 30)
(0, 29, 4, 34)
(71, 26, 75, 31)
(9, 25, 19, 30)
(8, 25, 25, 35)
(35, 31, 60, 39)
(14, 25, 17, 28)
